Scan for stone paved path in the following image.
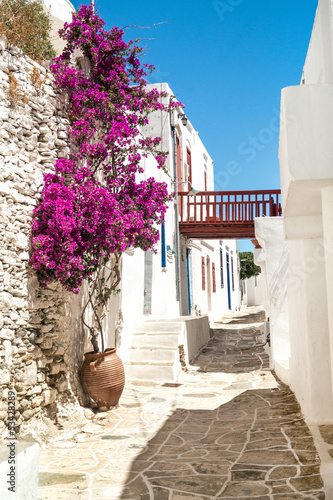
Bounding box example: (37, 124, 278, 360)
(38, 308, 326, 499)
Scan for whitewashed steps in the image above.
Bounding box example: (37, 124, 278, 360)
(127, 346, 178, 363)
(124, 320, 184, 383)
(135, 321, 184, 333)
(131, 333, 179, 348)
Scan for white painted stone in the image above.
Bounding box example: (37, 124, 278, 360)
(0, 292, 13, 309)
(0, 329, 14, 341)
(42, 388, 57, 406)
(0, 369, 10, 384)
(0, 441, 40, 500)
(0, 182, 11, 196)
(255, 217, 291, 384)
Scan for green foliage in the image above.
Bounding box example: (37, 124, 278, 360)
(239, 251, 261, 280)
(0, 0, 56, 60)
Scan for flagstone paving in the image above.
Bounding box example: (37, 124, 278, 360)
(38, 308, 326, 499)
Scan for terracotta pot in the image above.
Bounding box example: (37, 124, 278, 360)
(82, 348, 125, 408)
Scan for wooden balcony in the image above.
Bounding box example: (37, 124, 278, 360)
(178, 190, 282, 239)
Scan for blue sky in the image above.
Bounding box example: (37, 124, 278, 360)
(70, 0, 317, 251)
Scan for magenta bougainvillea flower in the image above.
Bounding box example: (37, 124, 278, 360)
(30, 5, 182, 296)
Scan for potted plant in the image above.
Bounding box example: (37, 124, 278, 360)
(29, 5, 181, 408)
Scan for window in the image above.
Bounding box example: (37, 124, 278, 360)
(202, 256, 205, 290)
(231, 256, 235, 291)
(212, 263, 216, 293)
(220, 248, 224, 288)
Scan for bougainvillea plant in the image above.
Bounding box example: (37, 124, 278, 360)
(29, 5, 182, 353)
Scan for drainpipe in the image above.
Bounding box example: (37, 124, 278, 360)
(172, 123, 182, 316)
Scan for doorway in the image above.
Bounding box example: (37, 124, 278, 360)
(186, 248, 192, 315)
(226, 252, 232, 309)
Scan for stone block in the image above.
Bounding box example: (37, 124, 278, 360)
(37, 358, 47, 369)
(31, 396, 43, 408)
(15, 233, 28, 250)
(42, 388, 57, 406)
(0, 292, 12, 310)
(40, 323, 54, 334)
(0, 329, 14, 340)
(56, 377, 68, 393)
(48, 363, 60, 375)
(0, 369, 10, 384)
(23, 362, 37, 386)
(22, 409, 35, 420)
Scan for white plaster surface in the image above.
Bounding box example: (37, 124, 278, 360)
(288, 239, 333, 423)
(255, 217, 291, 385)
(0, 441, 40, 500)
(41, 0, 75, 23)
(280, 84, 333, 240)
(321, 185, 333, 396)
(303, 0, 333, 85)
(183, 315, 210, 364)
(276, 0, 333, 424)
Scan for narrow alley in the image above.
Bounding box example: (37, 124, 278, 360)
(38, 308, 327, 500)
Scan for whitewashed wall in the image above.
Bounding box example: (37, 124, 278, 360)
(259, 0, 333, 426)
(40, 0, 76, 55)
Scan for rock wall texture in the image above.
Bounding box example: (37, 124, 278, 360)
(0, 38, 88, 439)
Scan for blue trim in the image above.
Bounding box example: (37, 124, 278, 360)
(186, 248, 191, 314)
(161, 220, 166, 268)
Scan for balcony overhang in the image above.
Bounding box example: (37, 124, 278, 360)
(178, 190, 282, 240)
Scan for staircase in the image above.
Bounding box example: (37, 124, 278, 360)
(124, 319, 185, 383)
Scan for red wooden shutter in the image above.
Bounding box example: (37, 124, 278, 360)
(202, 256, 205, 290)
(212, 263, 216, 293)
(186, 147, 192, 186)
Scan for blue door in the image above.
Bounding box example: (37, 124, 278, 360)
(226, 253, 231, 309)
(186, 248, 191, 315)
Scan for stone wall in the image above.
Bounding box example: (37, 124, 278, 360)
(0, 38, 88, 438)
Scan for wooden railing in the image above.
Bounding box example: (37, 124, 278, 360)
(178, 190, 281, 238)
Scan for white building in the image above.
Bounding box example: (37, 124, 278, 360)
(40, 0, 75, 54)
(241, 273, 265, 308)
(109, 83, 241, 382)
(36, 1, 242, 383)
(255, 1, 333, 491)
(261, 0, 333, 424)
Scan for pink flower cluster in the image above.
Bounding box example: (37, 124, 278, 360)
(30, 5, 182, 293)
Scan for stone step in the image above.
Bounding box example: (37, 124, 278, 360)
(127, 346, 179, 363)
(124, 361, 180, 382)
(135, 321, 184, 334)
(132, 333, 180, 348)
